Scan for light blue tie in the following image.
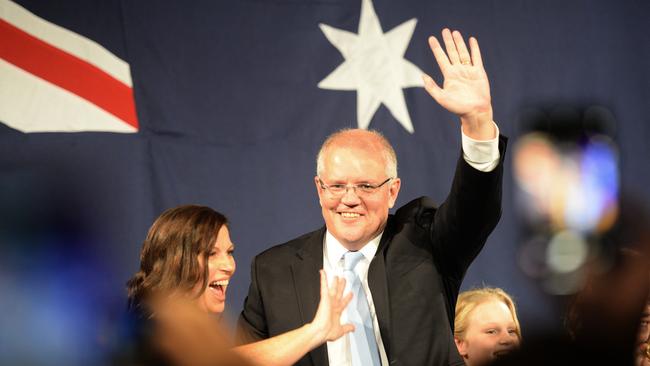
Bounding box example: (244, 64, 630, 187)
(343, 251, 381, 366)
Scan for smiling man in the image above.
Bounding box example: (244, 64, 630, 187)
(237, 29, 507, 366)
(315, 131, 400, 252)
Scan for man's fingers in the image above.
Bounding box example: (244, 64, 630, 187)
(452, 30, 471, 65)
(469, 37, 484, 69)
(441, 28, 460, 64)
(422, 73, 444, 103)
(428, 36, 450, 74)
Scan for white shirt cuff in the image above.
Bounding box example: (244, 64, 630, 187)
(461, 121, 500, 172)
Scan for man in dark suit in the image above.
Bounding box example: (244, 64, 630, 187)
(237, 28, 506, 366)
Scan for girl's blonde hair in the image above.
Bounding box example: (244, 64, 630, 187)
(454, 287, 522, 341)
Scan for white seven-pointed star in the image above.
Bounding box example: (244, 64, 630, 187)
(318, 0, 424, 133)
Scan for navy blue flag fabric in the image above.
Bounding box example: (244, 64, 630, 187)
(1, 0, 650, 363)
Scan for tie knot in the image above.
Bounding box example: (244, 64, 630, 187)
(343, 251, 365, 271)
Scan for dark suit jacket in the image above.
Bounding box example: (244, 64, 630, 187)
(237, 138, 506, 366)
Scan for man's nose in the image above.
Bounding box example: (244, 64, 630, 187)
(340, 186, 361, 205)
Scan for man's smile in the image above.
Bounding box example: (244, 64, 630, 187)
(339, 212, 362, 219)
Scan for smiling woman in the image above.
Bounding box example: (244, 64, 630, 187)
(127, 205, 232, 316)
(125, 205, 354, 366)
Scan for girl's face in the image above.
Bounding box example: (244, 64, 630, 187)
(195, 226, 236, 315)
(455, 299, 520, 366)
(636, 303, 650, 366)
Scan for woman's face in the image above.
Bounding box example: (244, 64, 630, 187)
(195, 225, 236, 314)
(455, 299, 520, 366)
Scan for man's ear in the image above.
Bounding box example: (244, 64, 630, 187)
(387, 178, 401, 209)
(314, 176, 324, 207)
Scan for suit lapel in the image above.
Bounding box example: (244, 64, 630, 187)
(290, 225, 395, 364)
(368, 220, 393, 360)
(291, 227, 327, 366)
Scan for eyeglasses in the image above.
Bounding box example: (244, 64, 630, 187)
(318, 177, 393, 198)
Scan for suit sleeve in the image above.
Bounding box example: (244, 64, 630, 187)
(236, 255, 269, 345)
(429, 135, 507, 281)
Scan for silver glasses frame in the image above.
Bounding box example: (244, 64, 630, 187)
(317, 177, 393, 197)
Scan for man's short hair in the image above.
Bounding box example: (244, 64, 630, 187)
(316, 128, 398, 178)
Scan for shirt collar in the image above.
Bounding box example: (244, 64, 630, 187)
(324, 230, 383, 266)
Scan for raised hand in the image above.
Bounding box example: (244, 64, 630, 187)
(310, 270, 354, 342)
(422, 28, 495, 140)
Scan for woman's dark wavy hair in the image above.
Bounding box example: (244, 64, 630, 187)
(126, 205, 228, 311)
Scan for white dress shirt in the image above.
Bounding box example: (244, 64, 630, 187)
(462, 122, 501, 172)
(323, 126, 500, 365)
(323, 231, 388, 366)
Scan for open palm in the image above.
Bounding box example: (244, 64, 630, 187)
(423, 29, 492, 121)
(311, 270, 354, 342)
